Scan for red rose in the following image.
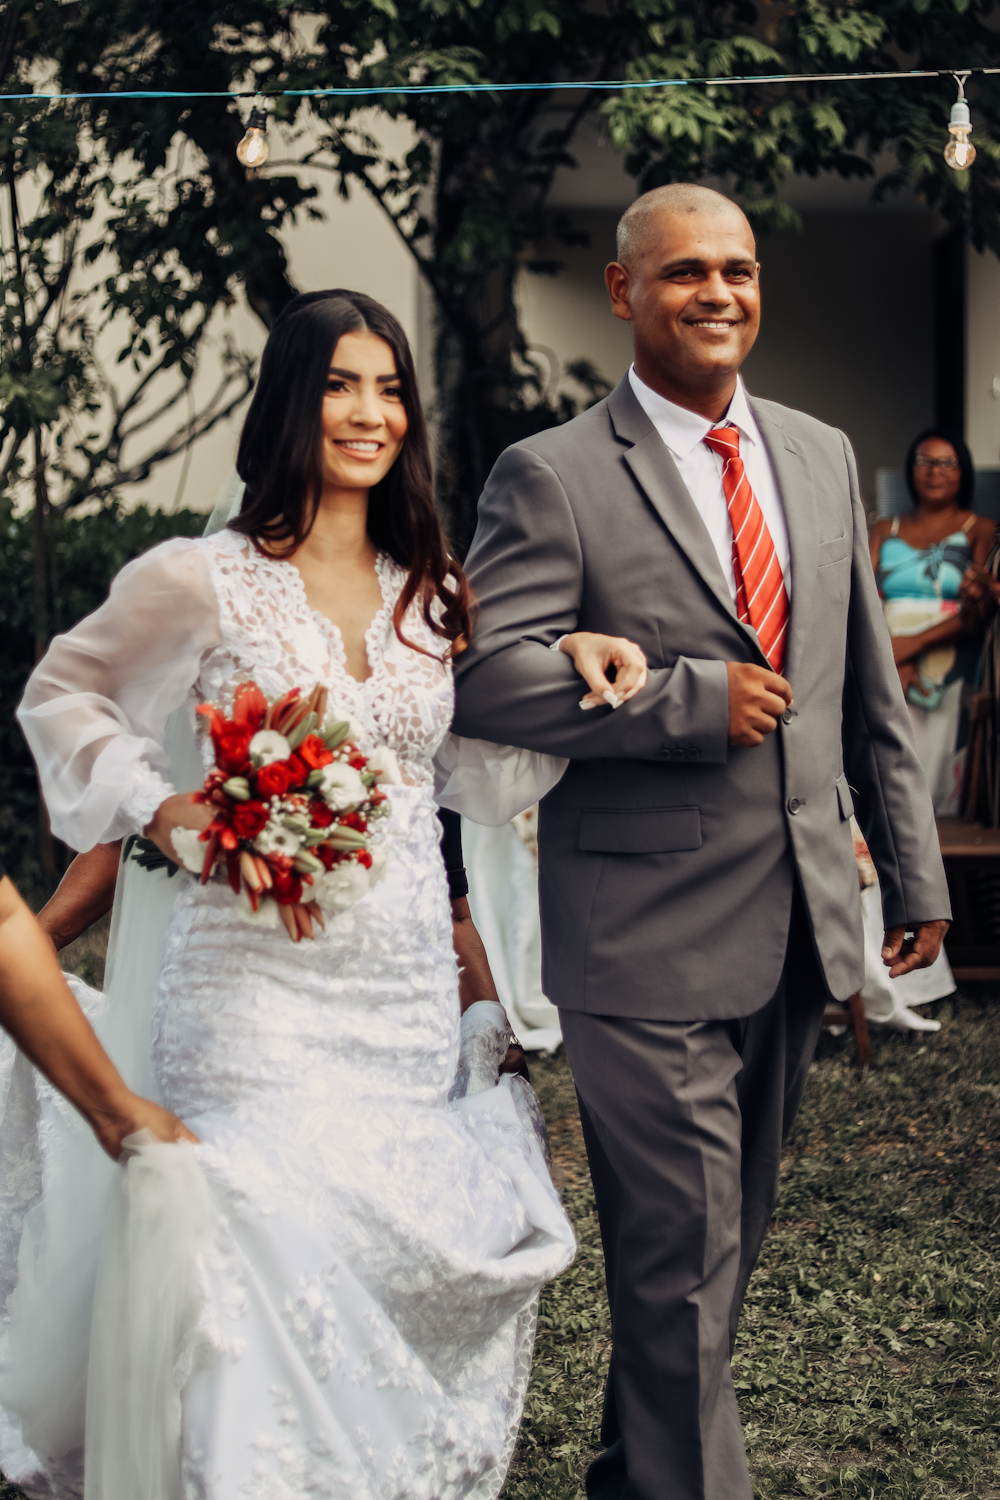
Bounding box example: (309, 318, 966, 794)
(348, 752, 366, 770)
(215, 727, 253, 775)
(286, 752, 310, 787)
(357, 850, 373, 869)
(317, 844, 340, 870)
(254, 761, 294, 799)
(231, 800, 269, 840)
(298, 734, 334, 770)
(339, 811, 368, 832)
(310, 800, 334, 828)
(270, 867, 303, 905)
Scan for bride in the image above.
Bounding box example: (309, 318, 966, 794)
(6, 289, 645, 1499)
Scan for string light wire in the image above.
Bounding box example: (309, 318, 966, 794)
(3, 66, 1000, 102)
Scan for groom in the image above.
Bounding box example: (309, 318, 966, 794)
(452, 184, 950, 1500)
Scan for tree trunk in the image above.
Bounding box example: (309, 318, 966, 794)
(432, 267, 560, 553)
(32, 429, 56, 877)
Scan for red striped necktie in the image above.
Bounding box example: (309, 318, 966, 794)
(703, 424, 789, 675)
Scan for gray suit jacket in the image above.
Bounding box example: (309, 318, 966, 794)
(452, 377, 952, 1021)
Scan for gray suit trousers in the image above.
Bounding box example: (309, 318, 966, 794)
(560, 894, 827, 1500)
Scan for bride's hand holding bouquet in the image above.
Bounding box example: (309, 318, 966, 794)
(144, 679, 395, 944)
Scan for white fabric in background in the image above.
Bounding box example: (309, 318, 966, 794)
(859, 881, 952, 1031)
(462, 821, 562, 1054)
(905, 678, 965, 816)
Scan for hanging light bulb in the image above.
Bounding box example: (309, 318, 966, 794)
(236, 106, 269, 169)
(944, 76, 976, 171)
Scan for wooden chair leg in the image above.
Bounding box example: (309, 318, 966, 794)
(846, 991, 871, 1067)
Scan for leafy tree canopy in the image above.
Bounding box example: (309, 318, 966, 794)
(5, 0, 1000, 535)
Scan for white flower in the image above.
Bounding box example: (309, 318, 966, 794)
(366, 746, 401, 785)
(249, 729, 291, 767)
(253, 819, 302, 858)
(314, 861, 372, 915)
(317, 762, 366, 812)
(170, 826, 206, 873)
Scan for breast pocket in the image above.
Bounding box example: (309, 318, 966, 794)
(818, 534, 850, 568)
(579, 807, 702, 854)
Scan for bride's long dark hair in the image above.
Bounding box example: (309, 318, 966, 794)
(231, 288, 473, 654)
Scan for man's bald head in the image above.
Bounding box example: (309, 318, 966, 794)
(605, 183, 760, 417)
(617, 185, 752, 269)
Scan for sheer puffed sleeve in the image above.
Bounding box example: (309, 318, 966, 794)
(17, 539, 220, 851)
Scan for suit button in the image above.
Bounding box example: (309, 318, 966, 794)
(671, 747, 685, 761)
(788, 797, 802, 814)
(782, 709, 793, 725)
(685, 747, 700, 760)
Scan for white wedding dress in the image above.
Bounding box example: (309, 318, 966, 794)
(5, 529, 575, 1500)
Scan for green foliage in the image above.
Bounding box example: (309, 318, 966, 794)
(10, 0, 1000, 543)
(0, 0, 319, 516)
(506, 998, 1000, 1499)
(0, 503, 204, 895)
(604, 0, 1000, 253)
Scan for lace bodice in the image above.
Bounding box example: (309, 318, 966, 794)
(18, 530, 455, 849)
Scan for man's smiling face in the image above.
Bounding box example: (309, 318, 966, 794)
(606, 206, 760, 410)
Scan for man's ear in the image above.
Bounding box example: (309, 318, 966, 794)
(605, 262, 633, 323)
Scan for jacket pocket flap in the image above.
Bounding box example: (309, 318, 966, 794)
(579, 807, 702, 854)
(818, 534, 850, 567)
(836, 773, 855, 821)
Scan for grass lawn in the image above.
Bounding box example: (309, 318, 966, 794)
(505, 994, 1000, 1500)
(1, 955, 997, 1500)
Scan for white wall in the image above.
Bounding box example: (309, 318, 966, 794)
(966, 245, 1000, 468)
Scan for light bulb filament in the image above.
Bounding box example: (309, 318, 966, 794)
(236, 107, 270, 169)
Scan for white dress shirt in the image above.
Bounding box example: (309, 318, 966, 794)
(628, 366, 792, 603)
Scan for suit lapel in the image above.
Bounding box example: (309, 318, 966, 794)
(621, 433, 739, 626)
(749, 399, 819, 687)
(607, 378, 767, 663)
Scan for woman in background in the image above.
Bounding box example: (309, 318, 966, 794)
(862, 427, 991, 1031)
(868, 427, 992, 812)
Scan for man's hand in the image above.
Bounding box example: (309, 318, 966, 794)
(881, 920, 950, 978)
(726, 663, 793, 747)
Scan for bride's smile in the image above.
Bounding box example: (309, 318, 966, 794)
(321, 330, 408, 491)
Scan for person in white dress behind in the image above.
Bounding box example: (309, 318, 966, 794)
(2, 289, 658, 1500)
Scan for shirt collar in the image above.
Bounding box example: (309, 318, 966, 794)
(627, 366, 757, 459)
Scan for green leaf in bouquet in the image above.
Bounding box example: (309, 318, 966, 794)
(322, 721, 352, 750)
(286, 712, 318, 751)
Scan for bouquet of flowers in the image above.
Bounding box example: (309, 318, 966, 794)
(168, 680, 397, 925)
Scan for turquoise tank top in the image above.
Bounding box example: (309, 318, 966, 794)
(878, 528, 971, 602)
